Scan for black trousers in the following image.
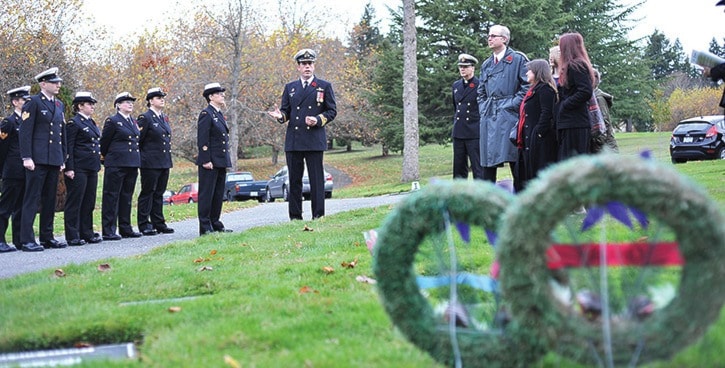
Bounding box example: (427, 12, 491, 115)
(102, 167, 138, 236)
(0, 178, 24, 246)
(64, 170, 98, 241)
(20, 164, 59, 244)
(452, 138, 483, 179)
(286, 151, 324, 220)
(481, 163, 519, 193)
(137, 168, 170, 231)
(198, 166, 226, 234)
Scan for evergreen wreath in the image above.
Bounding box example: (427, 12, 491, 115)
(497, 153, 725, 365)
(373, 180, 546, 367)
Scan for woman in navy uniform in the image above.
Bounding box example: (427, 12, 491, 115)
(19, 67, 68, 251)
(136, 87, 174, 235)
(196, 83, 232, 235)
(452, 53, 483, 179)
(0, 86, 31, 252)
(63, 92, 102, 246)
(267, 49, 337, 220)
(100, 92, 142, 240)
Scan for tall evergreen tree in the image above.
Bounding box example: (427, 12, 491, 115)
(349, 2, 382, 57)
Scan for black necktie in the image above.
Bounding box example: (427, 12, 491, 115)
(303, 81, 308, 89)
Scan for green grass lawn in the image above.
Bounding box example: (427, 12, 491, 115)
(2, 132, 724, 367)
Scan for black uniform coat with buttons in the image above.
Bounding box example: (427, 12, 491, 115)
(66, 114, 101, 172)
(100, 113, 141, 167)
(19, 92, 66, 166)
(0, 112, 26, 180)
(138, 110, 172, 169)
(518, 83, 558, 184)
(452, 76, 480, 139)
(278, 77, 337, 151)
(0, 111, 25, 246)
(196, 106, 231, 167)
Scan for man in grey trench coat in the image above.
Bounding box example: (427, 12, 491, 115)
(477, 24, 529, 191)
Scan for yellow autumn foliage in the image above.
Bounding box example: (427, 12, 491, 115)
(663, 87, 722, 131)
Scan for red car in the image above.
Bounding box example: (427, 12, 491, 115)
(168, 183, 198, 204)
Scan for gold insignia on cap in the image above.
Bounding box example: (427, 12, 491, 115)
(21, 111, 30, 121)
(460, 56, 465, 62)
(202, 145, 208, 151)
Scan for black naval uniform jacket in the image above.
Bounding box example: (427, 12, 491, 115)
(138, 110, 172, 169)
(196, 105, 231, 167)
(0, 112, 26, 180)
(452, 76, 481, 139)
(65, 114, 101, 172)
(277, 77, 337, 151)
(100, 113, 141, 168)
(19, 92, 66, 166)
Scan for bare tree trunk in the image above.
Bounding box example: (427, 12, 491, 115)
(271, 146, 280, 165)
(401, 0, 419, 182)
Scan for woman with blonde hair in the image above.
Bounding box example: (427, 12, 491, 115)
(555, 32, 595, 160)
(514, 59, 558, 188)
(549, 45, 561, 84)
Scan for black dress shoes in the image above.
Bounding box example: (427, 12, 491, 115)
(41, 239, 68, 249)
(120, 231, 143, 238)
(142, 229, 158, 236)
(155, 227, 175, 234)
(85, 234, 103, 244)
(20, 243, 44, 252)
(68, 239, 86, 246)
(0, 242, 18, 253)
(102, 234, 122, 241)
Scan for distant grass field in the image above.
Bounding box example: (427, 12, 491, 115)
(4, 131, 724, 367)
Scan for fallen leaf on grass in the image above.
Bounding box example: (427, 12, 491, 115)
(341, 257, 359, 269)
(198, 266, 213, 272)
(74, 342, 93, 348)
(210, 249, 218, 255)
(224, 354, 241, 368)
(302, 225, 314, 232)
(299, 286, 318, 294)
(322, 266, 335, 274)
(97, 263, 111, 272)
(193, 257, 208, 263)
(168, 306, 182, 313)
(54, 269, 66, 277)
(356, 275, 377, 284)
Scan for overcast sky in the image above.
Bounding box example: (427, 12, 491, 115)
(84, 0, 721, 58)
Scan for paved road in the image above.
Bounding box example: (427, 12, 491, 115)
(0, 194, 406, 279)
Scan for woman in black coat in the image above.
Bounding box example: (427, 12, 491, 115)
(514, 59, 558, 189)
(555, 32, 595, 160)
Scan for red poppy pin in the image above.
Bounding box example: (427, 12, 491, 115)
(56, 100, 61, 108)
(469, 83, 475, 88)
(505, 55, 513, 63)
(311, 81, 317, 88)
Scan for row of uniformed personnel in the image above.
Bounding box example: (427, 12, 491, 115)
(0, 67, 174, 253)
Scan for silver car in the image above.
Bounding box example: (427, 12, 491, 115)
(265, 165, 333, 202)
